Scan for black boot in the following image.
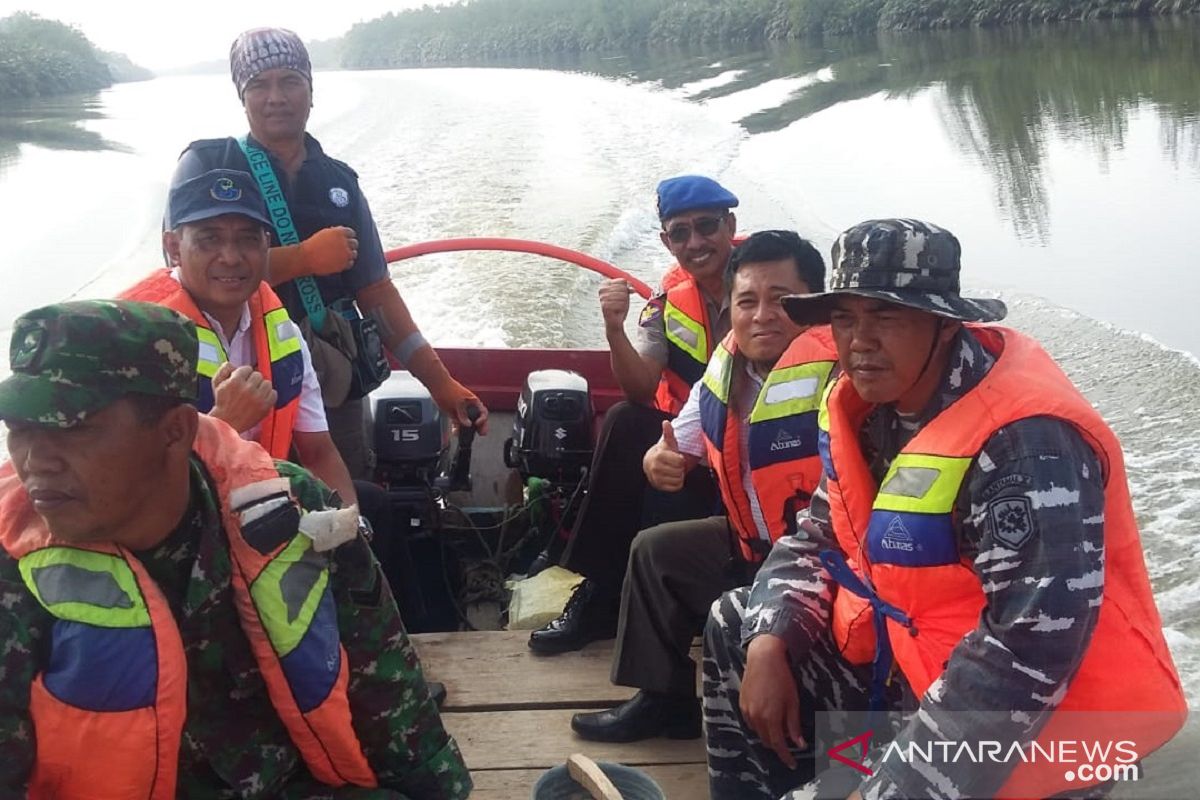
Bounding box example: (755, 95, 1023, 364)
(527, 579, 617, 654)
(571, 690, 701, 742)
(427, 681, 447, 709)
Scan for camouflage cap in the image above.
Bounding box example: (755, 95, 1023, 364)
(0, 300, 198, 428)
(782, 219, 1007, 325)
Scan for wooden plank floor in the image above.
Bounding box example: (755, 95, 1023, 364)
(413, 631, 709, 799)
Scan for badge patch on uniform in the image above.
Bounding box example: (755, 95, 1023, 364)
(328, 187, 350, 207)
(639, 295, 665, 328)
(980, 473, 1032, 501)
(988, 496, 1036, 550)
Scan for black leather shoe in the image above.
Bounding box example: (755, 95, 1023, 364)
(571, 690, 701, 742)
(527, 579, 617, 654)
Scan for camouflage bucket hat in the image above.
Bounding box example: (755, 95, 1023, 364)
(0, 300, 198, 428)
(782, 219, 1007, 325)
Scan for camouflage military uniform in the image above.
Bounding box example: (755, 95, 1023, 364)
(704, 328, 1108, 800)
(0, 301, 470, 798)
(0, 458, 470, 798)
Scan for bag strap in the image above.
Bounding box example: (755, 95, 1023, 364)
(238, 136, 328, 331)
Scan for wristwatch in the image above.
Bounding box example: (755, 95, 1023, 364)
(357, 514, 374, 542)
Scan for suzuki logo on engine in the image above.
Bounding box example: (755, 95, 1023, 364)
(392, 429, 420, 442)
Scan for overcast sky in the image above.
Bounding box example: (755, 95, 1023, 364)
(0, 0, 448, 70)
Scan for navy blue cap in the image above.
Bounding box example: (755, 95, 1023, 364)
(167, 168, 272, 229)
(656, 175, 739, 222)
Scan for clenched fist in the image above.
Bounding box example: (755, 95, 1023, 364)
(209, 362, 276, 433)
(598, 278, 635, 332)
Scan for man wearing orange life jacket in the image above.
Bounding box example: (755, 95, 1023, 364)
(570, 231, 836, 743)
(0, 300, 469, 798)
(124, 167, 357, 507)
(529, 175, 736, 653)
(704, 219, 1187, 800)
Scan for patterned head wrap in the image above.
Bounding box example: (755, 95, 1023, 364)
(230, 27, 312, 100)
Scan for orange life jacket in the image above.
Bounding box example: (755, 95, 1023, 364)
(653, 267, 714, 415)
(697, 327, 836, 561)
(0, 416, 376, 798)
(653, 235, 747, 414)
(121, 271, 304, 459)
(820, 326, 1187, 797)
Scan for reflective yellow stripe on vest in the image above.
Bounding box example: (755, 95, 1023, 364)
(196, 327, 228, 380)
(750, 361, 835, 424)
(874, 453, 973, 514)
(817, 376, 837, 436)
(250, 534, 331, 657)
(264, 307, 302, 363)
(18, 547, 151, 628)
(664, 301, 708, 365)
(701, 343, 734, 403)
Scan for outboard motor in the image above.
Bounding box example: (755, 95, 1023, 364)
(368, 372, 458, 631)
(369, 371, 451, 486)
(504, 369, 594, 484)
(503, 369, 596, 576)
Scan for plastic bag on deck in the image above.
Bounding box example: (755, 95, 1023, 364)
(506, 566, 585, 630)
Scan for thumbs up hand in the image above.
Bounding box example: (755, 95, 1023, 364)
(660, 419, 679, 452)
(644, 420, 689, 492)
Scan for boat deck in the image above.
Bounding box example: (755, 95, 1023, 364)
(412, 631, 709, 799)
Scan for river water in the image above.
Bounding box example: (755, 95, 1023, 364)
(1, 17, 1198, 796)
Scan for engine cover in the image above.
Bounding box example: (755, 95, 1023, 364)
(369, 371, 450, 483)
(505, 369, 594, 482)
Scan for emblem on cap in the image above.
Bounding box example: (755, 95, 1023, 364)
(10, 324, 46, 372)
(211, 177, 242, 202)
(329, 187, 349, 208)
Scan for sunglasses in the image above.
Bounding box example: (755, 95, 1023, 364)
(665, 214, 727, 244)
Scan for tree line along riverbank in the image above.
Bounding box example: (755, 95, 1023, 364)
(338, 0, 1200, 68)
(1, 13, 150, 100)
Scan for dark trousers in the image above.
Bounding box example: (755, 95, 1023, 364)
(610, 515, 746, 696)
(327, 397, 369, 480)
(561, 401, 718, 594)
(355, 480, 423, 623)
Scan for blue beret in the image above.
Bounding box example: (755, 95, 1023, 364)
(656, 175, 739, 221)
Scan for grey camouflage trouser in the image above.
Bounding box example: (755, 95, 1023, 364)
(704, 586, 880, 800)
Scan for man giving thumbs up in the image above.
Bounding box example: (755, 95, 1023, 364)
(571, 230, 836, 744)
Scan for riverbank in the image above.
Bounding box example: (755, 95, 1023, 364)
(0, 13, 149, 100)
(340, 0, 1200, 68)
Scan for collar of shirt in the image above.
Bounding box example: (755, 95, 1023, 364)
(862, 328, 996, 478)
(732, 356, 765, 419)
(130, 457, 221, 618)
(168, 268, 252, 353)
(245, 131, 326, 165)
(700, 287, 732, 342)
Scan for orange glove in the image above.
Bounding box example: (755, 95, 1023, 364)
(408, 346, 489, 434)
(356, 278, 489, 434)
(268, 226, 359, 285)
